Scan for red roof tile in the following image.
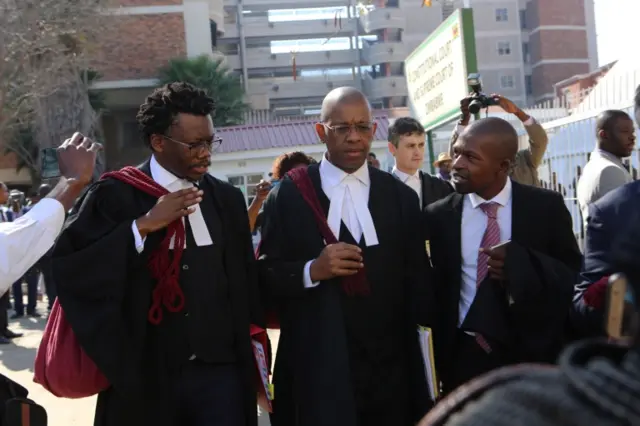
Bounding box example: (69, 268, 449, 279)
(216, 116, 390, 154)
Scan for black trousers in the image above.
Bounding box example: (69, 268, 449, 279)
(444, 330, 511, 394)
(12, 269, 39, 315)
(174, 361, 245, 426)
(0, 292, 9, 332)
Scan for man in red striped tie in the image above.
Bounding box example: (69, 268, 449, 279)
(423, 117, 581, 393)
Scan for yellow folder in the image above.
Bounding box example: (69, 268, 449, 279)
(417, 326, 439, 402)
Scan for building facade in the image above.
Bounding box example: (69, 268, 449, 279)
(218, 0, 444, 117)
(447, 0, 598, 105)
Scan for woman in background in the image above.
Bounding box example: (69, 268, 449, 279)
(248, 151, 316, 234)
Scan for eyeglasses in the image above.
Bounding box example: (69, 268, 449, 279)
(163, 135, 222, 154)
(323, 122, 375, 137)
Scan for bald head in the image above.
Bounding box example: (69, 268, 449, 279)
(463, 117, 519, 160)
(320, 87, 370, 122)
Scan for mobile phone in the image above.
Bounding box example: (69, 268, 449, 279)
(40, 148, 61, 179)
(490, 240, 511, 251)
(605, 273, 636, 340)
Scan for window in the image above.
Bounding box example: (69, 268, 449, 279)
(495, 8, 508, 22)
(525, 75, 533, 95)
(497, 41, 511, 56)
(500, 75, 515, 89)
(519, 10, 526, 29)
(522, 42, 530, 63)
(228, 174, 264, 205)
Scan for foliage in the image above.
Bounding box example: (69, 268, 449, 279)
(157, 55, 250, 127)
(0, 0, 108, 184)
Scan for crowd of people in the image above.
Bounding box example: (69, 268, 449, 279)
(0, 81, 639, 426)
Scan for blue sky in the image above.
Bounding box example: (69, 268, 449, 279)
(595, 0, 637, 65)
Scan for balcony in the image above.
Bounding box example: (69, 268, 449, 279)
(225, 48, 356, 71)
(247, 78, 356, 100)
(224, 0, 347, 9)
(208, 0, 224, 34)
(363, 75, 407, 100)
(222, 16, 355, 40)
(359, 7, 406, 34)
(361, 41, 408, 65)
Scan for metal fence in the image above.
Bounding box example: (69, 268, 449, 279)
(532, 69, 640, 249)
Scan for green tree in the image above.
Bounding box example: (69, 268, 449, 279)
(157, 55, 249, 127)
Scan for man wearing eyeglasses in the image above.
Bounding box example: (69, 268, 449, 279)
(259, 87, 436, 426)
(52, 83, 263, 426)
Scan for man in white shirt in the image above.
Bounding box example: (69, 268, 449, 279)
(388, 116, 453, 209)
(259, 87, 436, 426)
(424, 117, 581, 393)
(0, 133, 101, 343)
(577, 109, 635, 228)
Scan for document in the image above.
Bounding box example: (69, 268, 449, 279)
(418, 326, 439, 402)
(251, 325, 274, 412)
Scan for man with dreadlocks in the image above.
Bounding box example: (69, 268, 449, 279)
(52, 82, 263, 426)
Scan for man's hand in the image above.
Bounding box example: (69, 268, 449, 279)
(480, 244, 507, 281)
(254, 180, 271, 204)
(493, 94, 530, 122)
(57, 132, 102, 186)
(136, 187, 203, 238)
(309, 243, 364, 282)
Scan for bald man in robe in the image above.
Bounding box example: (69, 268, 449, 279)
(423, 117, 581, 393)
(258, 87, 436, 426)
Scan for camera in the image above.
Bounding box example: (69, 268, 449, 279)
(467, 73, 499, 115)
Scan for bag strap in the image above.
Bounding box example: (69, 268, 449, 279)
(287, 167, 338, 245)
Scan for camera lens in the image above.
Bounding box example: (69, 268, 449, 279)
(468, 100, 482, 115)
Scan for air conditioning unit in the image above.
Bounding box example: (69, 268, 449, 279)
(272, 85, 279, 92)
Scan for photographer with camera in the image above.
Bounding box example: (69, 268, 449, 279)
(449, 89, 549, 187)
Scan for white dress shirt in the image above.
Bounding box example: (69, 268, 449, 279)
(131, 156, 212, 253)
(302, 157, 379, 288)
(0, 199, 65, 295)
(392, 166, 422, 206)
(458, 179, 512, 326)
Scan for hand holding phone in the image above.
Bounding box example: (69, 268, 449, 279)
(40, 132, 102, 182)
(479, 240, 511, 281)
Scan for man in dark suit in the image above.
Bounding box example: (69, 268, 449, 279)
(388, 117, 453, 209)
(52, 83, 262, 426)
(259, 87, 435, 426)
(424, 117, 581, 393)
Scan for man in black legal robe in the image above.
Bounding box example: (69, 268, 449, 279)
(424, 117, 581, 393)
(258, 87, 435, 426)
(52, 83, 262, 426)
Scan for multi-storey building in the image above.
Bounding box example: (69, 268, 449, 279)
(447, 0, 598, 104)
(218, 0, 443, 116)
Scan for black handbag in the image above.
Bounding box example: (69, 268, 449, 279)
(0, 374, 47, 426)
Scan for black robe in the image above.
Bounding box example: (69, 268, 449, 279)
(51, 160, 263, 426)
(258, 163, 436, 426)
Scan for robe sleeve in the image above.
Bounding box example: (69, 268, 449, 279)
(231, 187, 265, 328)
(398, 184, 436, 418)
(258, 180, 309, 299)
(52, 179, 160, 396)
